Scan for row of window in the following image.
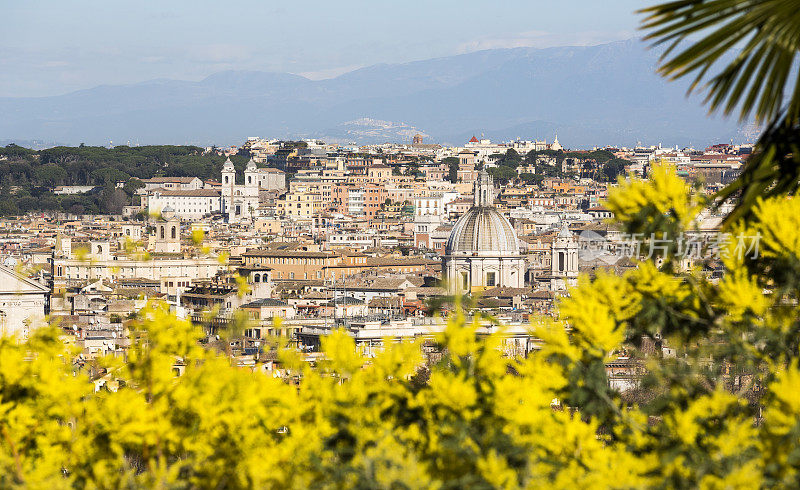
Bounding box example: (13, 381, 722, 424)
(252, 257, 329, 266)
(165, 281, 190, 288)
(272, 271, 323, 280)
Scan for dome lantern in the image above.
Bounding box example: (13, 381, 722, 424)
(473, 170, 494, 207)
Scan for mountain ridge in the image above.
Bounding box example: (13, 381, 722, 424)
(0, 39, 744, 148)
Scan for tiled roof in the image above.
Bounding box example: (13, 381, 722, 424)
(143, 177, 199, 183)
(243, 249, 334, 259)
(155, 189, 221, 197)
(240, 298, 288, 308)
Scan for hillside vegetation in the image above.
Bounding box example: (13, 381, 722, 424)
(0, 144, 250, 215)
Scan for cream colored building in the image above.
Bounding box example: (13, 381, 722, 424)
(0, 266, 48, 339)
(277, 189, 323, 220)
(51, 237, 224, 294)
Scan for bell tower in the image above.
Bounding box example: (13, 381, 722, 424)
(550, 221, 578, 291)
(153, 219, 181, 254)
(245, 158, 258, 189)
(221, 157, 235, 218)
(242, 158, 259, 220)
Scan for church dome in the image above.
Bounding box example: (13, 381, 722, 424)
(445, 206, 520, 256)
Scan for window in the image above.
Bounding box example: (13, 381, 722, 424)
(461, 272, 469, 290)
(171, 226, 176, 239)
(254, 274, 260, 283)
(558, 252, 565, 272)
(486, 272, 496, 287)
(289, 272, 295, 279)
(160, 226, 165, 239)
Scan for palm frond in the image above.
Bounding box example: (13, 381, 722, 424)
(641, 0, 800, 222)
(640, 0, 800, 123)
(717, 114, 800, 223)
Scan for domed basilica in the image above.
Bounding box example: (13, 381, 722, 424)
(443, 171, 525, 293)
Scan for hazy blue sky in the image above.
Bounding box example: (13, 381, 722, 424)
(2, 0, 646, 97)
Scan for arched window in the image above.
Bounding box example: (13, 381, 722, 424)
(160, 226, 165, 239)
(558, 252, 565, 272)
(97, 245, 103, 254)
(224, 176, 229, 184)
(254, 274, 260, 283)
(248, 176, 252, 185)
(171, 226, 176, 239)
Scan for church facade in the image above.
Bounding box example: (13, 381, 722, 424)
(145, 158, 284, 223)
(221, 158, 260, 223)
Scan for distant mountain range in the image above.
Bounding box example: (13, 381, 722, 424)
(0, 39, 748, 148)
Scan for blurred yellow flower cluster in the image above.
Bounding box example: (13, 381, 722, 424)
(3, 165, 800, 488)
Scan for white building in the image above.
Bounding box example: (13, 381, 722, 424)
(147, 189, 221, 219)
(443, 171, 525, 293)
(325, 231, 375, 251)
(53, 185, 96, 195)
(414, 191, 458, 218)
(347, 188, 365, 216)
(511, 140, 550, 152)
